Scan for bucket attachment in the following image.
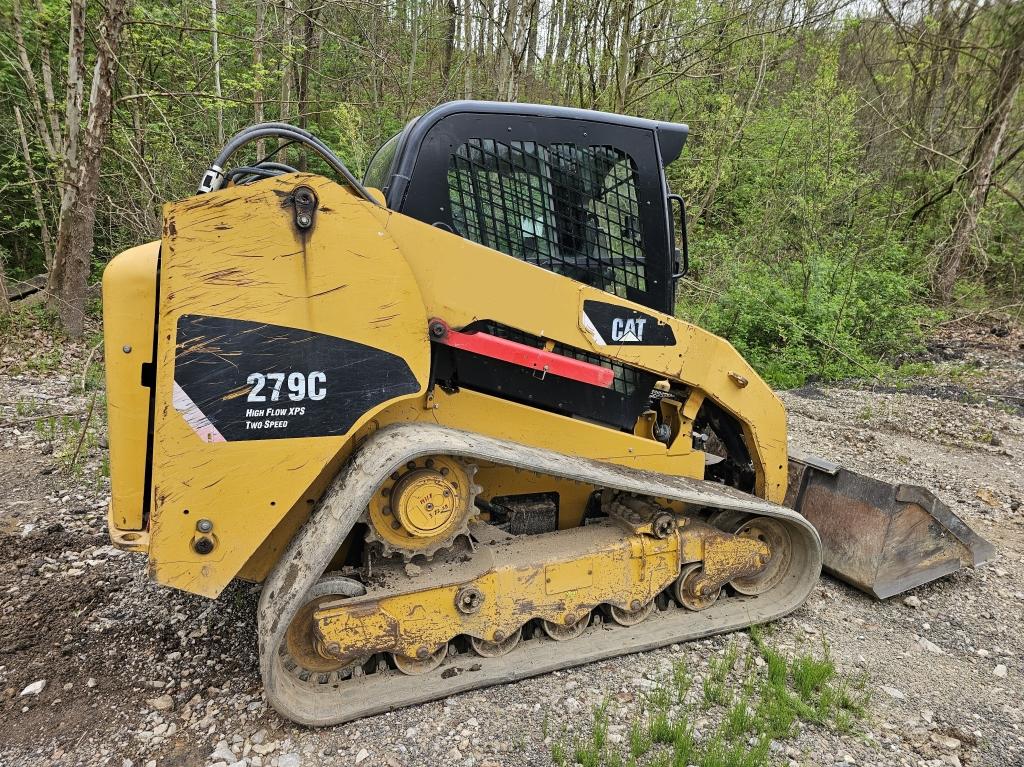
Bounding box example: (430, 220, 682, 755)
(785, 454, 996, 599)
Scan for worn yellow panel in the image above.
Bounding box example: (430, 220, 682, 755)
(148, 175, 429, 597)
(316, 523, 683, 659)
(103, 241, 160, 532)
(108, 173, 793, 597)
(545, 558, 594, 594)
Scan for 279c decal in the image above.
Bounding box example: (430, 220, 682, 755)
(246, 371, 327, 403)
(172, 315, 419, 442)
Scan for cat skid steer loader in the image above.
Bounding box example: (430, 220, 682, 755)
(102, 102, 993, 725)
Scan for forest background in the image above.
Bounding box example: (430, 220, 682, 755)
(2, 0, 1022, 387)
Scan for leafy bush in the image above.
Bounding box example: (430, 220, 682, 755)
(678, 252, 934, 389)
(672, 48, 938, 389)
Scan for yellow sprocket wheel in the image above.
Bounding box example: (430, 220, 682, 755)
(365, 456, 479, 560)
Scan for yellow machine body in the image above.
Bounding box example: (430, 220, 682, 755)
(101, 106, 990, 724)
(103, 174, 787, 598)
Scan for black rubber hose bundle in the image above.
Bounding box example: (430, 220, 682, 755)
(197, 122, 380, 206)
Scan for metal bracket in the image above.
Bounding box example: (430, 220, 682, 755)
(292, 185, 318, 230)
(603, 492, 676, 539)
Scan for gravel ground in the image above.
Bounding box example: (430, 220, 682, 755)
(0, 321, 1021, 767)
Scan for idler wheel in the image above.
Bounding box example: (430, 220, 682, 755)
(282, 574, 367, 682)
(730, 517, 792, 596)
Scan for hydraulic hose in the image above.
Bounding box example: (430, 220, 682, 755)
(197, 123, 380, 206)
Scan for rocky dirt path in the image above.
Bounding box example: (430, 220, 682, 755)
(0, 323, 1021, 767)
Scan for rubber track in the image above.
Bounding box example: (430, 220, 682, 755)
(258, 423, 822, 726)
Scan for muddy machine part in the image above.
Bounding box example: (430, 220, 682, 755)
(786, 455, 995, 599)
(259, 424, 822, 726)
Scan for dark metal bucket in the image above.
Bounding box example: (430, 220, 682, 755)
(785, 454, 996, 599)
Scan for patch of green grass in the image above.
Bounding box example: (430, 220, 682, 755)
(723, 697, 755, 740)
(551, 739, 567, 766)
(703, 642, 738, 707)
(702, 674, 730, 708)
(671, 725, 696, 766)
(791, 648, 835, 701)
(672, 659, 692, 703)
(629, 719, 652, 758)
(592, 701, 610, 751)
(699, 733, 770, 767)
(647, 683, 672, 710)
(34, 415, 57, 442)
(649, 709, 675, 744)
(888, 360, 935, 380)
(549, 630, 870, 767)
(605, 749, 625, 767)
(24, 346, 64, 374)
(754, 682, 797, 738)
(573, 736, 602, 767)
(944, 361, 984, 382)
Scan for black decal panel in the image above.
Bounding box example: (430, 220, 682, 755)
(582, 300, 675, 346)
(172, 315, 419, 441)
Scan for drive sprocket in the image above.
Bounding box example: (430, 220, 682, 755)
(364, 455, 480, 560)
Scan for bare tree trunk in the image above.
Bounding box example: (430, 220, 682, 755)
(63, 0, 86, 170)
(935, 14, 1024, 300)
(11, 0, 60, 163)
(211, 0, 224, 144)
(443, 0, 458, 83)
(0, 272, 9, 316)
(48, 0, 130, 337)
(254, 0, 267, 155)
(295, 0, 320, 155)
(463, 0, 474, 98)
(407, 10, 420, 109)
(279, 0, 294, 160)
(496, 0, 520, 99)
(13, 106, 54, 271)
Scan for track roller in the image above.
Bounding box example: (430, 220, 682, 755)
(542, 611, 591, 641)
(393, 644, 448, 675)
(470, 627, 523, 657)
(608, 600, 655, 626)
(674, 563, 721, 611)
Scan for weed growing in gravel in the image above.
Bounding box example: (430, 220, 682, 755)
(549, 629, 869, 767)
(551, 740, 566, 765)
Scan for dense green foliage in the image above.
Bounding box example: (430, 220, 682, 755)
(2, 0, 1022, 385)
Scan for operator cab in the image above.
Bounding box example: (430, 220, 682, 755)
(364, 101, 689, 314)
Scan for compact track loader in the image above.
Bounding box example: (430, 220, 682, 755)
(102, 101, 993, 725)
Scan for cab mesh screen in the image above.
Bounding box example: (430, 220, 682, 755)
(448, 140, 647, 298)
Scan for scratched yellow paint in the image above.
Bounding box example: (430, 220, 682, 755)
(103, 173, 788, 598)
(315, 523, 679, 659)
(144, 176, 428, 597)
